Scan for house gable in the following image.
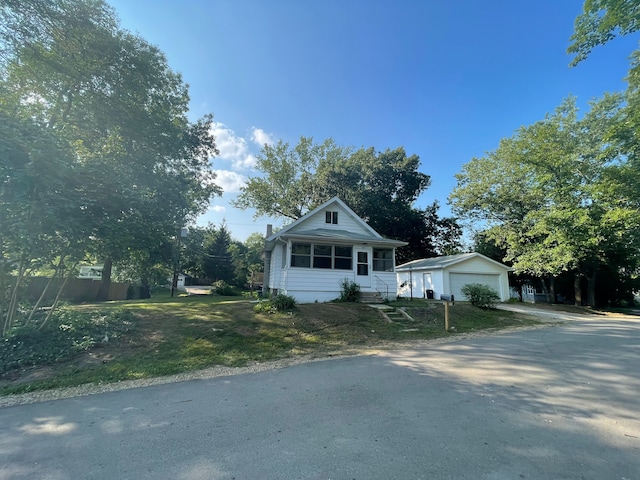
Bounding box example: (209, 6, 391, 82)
(266, 197, 404, 249)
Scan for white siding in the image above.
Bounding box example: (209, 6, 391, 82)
(268, 243, 284, 292)
(447, 256, 506, 275)
(397, 270, 446, 299)
(269, 242, 398, 303)
(372, 272, 398, 300)
(450, 273, 502, 301)
(288, 205, 373, 237)
(396, 271, 426, 298)
(446, 258, 509, 301)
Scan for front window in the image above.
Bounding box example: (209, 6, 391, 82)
(334, 246, 352, 270)
(313, 245, 332, 268)
(373, 248, 394, 272)
(290, 243, 352, 270)
(291, 243, 311, 267)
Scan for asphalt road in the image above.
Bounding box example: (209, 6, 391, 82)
(2, 314, 639, 480)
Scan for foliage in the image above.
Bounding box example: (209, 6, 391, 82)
(338, 279, 361, 302)
(0, 307, 134, 375)
(461, 284, 500, 309)
(234, 137, 353, 220)
(450, 95, 640, 307)
(211, 280, 239, 296)
(202, 223, 235, 283)
(568, 0, 640, 65)
(0, 0, 220, 335)
(180, 224, 263, 288)
(234, 136, 462, 262)
(254, 294, 297, 313)
(270, 294, 297, 311)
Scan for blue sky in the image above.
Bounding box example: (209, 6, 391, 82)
(109, 0, 639, 241)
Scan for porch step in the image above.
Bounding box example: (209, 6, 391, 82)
(358, 292, 384, 304)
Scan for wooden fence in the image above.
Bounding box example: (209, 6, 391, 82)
(19, 277, 130, 303)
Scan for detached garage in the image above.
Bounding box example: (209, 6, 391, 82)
(396, 253, 512, 302)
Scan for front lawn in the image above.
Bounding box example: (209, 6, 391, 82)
(0, 293, 539, 396)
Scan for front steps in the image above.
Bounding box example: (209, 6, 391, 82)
(366, 304, 415, 323)
(358, 292, 385, 304)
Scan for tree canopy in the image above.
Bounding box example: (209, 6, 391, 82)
(234, 136, 461, 262)
(568, 0, 640, 65)
(450, 94, 640, 306)
(1, 0, 220, 335)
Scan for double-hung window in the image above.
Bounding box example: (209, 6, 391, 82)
(373, 248, 394, 272)
(291, 243, 311, 267)
(290, 243, 352, 270)
(313, 245, 332, 268)
(334, 246, 352, 270)
(325, 211, 338, 224)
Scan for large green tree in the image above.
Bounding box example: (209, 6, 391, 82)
(0, 0, 220, 334)
(234, 136, 460, 262)
(450, 95, 640, 306)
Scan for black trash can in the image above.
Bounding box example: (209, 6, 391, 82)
(426, 289, 434, 299)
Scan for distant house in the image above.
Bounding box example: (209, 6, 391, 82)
(78, 264, 104, 279)
(263, 197, 407, 303)
(396, 253, 512, 302)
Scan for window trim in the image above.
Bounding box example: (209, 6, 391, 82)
(290, 242, 352, 270)
(325, 211, 338, 224)
(372, 248, 394, 272)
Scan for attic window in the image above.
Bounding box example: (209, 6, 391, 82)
(325, 211, 338, 224)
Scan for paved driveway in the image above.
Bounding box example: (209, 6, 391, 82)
(1, 314, 639, 479)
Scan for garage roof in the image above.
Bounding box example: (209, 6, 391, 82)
(396, 253, 512, 272)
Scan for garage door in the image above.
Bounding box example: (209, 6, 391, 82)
(449, 273, 501, 301)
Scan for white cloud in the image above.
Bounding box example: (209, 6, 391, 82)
(214, 169, 247, 193)
(209, 205, 226, 213)
(251, 127, 275, 147)
(210, 122, 257, 169)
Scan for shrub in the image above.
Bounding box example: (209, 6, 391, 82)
(461, 283, 500, 309)
(212, 280, 239, 296)
(270, 294, 297, 311)
(253, 300, 277, 314)
(253, 294, 297, 314)
(0, 307, 134, 375)
(339, 279, 361, 302)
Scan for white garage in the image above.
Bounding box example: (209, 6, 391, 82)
(396, 253, 512, 302)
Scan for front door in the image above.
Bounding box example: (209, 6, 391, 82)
(354, 247, 371, 288)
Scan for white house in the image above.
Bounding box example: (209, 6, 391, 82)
(263, 197, 407, 303)
(396, 253, 512, 302)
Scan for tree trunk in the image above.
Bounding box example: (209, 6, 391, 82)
(540, 277, 551, 303)
(549, 276, 556, 303)
(4, 261, 26, 336)
(26, 270, 57, 325)
(39, 266, 76, 331)
(587, 270, 597, 308)
(140, 276, 151, 299)
(97, 258, 113, 301)
(574, 273, 583, 306)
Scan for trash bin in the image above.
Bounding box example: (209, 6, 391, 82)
(426, 289, 434, 299)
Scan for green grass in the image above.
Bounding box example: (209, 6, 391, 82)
(0, 294, 540, 396)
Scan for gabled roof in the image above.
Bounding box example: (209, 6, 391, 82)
(396, 253, 512, 271)
(265, 197, 407, 251)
